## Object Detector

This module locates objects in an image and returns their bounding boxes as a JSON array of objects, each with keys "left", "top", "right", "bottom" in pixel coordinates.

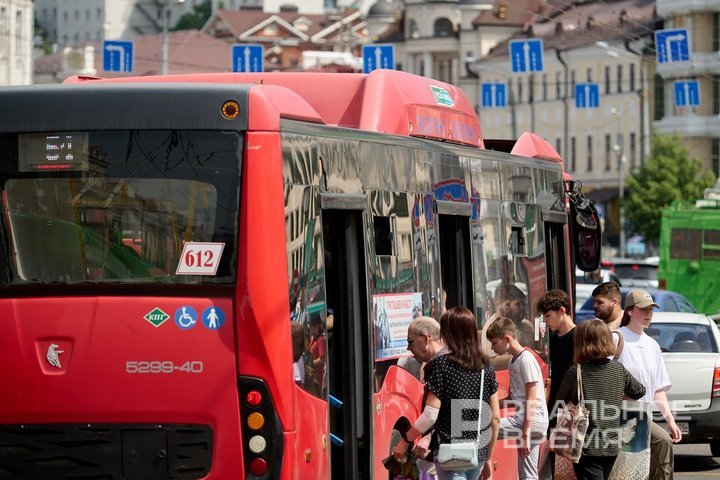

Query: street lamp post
[
  {"left": 556, "top": 49, "right": 569, "bottom": 160},
  {"left": 161, "top": 0, "right": 185, "bottom": 75},
  {"left": 161, "top": 3, "right": 169, "bottom": 75},
  {"left": 618, "top": 150, "right": 626, "bottom": 259},
  {"left": 611, "top": 106, "right": 626, "bottom": 258}
]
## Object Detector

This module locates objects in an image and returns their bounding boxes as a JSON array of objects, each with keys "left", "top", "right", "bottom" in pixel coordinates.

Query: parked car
[
  {"left": 575, "top": 267, "right": 621, "bottom": 285},
  {"left": 649, "top": 312, "right": 720, "bottom": 456},
  {"left": 645, "top": 256, "right": 659, "bottom": 265},
  {"left": 575, "top": 268, "right": 622, "bottom": 312},
  {"left": 575, "top": 284, "right": 596, "bottom": 313},
  {"left": 575, "top": 287, "right": 696, "bottom": 321},
  {"left": 608, "top": 259, "right": 659, "bottom": 288}
]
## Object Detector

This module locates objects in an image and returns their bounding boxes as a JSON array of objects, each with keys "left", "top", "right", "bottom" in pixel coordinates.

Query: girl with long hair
[{"left": 556, "top": 320, "right": 645, "bottom": 480}]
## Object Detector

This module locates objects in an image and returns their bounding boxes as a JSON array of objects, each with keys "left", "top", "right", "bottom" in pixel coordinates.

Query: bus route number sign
[{"left": 176, "top": 242, "right": 225, "bottom": 276}]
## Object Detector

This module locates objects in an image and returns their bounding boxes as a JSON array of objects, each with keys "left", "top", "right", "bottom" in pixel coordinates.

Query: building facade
[
  {"left": 367, "top": 0, "right": 658, "bottom": 249},
  {"left": 0, "top": 0, "right": 33, "bottom": 85},
  {"left": 655, "top": 0, "right": 720, "bottom": 176},
  {"left": 34, "top": 0, "right": 206, "bottom": 46}
]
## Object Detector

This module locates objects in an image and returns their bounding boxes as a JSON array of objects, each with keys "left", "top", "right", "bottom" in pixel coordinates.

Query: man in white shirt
[{"left": 401, "top": 316, "right": 447, "bottom": 478}]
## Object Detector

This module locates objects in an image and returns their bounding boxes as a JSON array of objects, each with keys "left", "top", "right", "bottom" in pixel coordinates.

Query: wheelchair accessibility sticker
[
  {"left": 174, "top": 306, "right": 198, "bottom": 330},
  {"left": 202, "top": 306, "right": 225, "bottom": 330}
]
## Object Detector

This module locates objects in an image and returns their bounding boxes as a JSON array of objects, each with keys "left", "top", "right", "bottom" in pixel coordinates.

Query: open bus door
[
  {"left": 436, "top": 201, "right": 474, "bottom": 313},
  {"left": 321, "top": 205, "right": 372, "bottom": 479}
]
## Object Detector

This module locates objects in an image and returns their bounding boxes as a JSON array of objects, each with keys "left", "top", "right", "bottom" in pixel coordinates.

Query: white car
[{"left": 649, "top": 312, "right": 720, "bottom": 456}]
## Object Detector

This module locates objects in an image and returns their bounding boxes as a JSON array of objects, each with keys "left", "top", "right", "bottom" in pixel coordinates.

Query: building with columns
[{"left": 0, "top": 0, "right": 33, "bottom": 85}]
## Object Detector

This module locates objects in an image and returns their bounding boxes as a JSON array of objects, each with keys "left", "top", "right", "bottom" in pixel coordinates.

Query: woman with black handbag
[
  {"left": 393, "top": 307, "right": 500, "bottom": 480},
  {"left": 556, "top": 320, "right": 645, "bottom": 480}
]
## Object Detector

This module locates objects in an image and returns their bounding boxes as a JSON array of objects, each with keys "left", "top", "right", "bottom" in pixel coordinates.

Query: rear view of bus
[
  {"left": 0, "top": 85, "right": 278, "bottom": 479},
  {"left": 0, "top": 71, "right": 602, "bottom": 480}
]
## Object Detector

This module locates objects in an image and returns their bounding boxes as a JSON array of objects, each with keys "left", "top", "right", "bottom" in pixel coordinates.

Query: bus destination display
[{"left": 19, "top": 132, "right": 89, "bottom": 172}]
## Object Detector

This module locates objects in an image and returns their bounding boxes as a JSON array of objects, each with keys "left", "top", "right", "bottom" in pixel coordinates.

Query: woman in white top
[{"left": 614, "top": 289, "right": 682, "bottom": 480}]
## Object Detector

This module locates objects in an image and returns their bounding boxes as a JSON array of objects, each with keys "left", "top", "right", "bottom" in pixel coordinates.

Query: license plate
[{"left": 660, "top": 422, "right": 689, "bottom": 435}]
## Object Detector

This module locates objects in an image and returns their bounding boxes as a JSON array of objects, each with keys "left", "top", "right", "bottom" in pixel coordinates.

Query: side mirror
[{"left": 566, "top": 181, "right": 602, "bottom": 272}]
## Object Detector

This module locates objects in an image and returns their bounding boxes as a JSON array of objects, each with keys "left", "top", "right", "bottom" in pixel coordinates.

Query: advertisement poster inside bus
[{"left": 373, "top": 293, "right": 423, "bottom": 360}]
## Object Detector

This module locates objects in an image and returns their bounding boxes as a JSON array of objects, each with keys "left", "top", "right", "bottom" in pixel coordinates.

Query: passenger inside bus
[
  {"left": 290, "top": 323, "right": 306, "bottom": 387},
  {"left": 429, "top": 288, "right": 448, "bottom": 318},
  {"left": 480, "top": 284, "right": 536, "bottom": 368},
  {"left": 502, "top": 285, "right": 536, "bottom": 349},
  {"left": 308, "top": 316, "right": 327, "bottom": 396},
  {"left": 481, "top": 286, "right": 514, "bottom": 371}
]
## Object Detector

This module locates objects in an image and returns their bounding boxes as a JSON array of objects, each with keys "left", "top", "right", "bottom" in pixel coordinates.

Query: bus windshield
[{"left": 0, "top": 130, "right": 242, "bottom": 285}]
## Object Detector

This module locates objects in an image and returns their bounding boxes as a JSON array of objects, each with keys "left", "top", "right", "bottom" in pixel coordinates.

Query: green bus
[{"left": 659, "top": 184, "right": 720, "bottom": 315}]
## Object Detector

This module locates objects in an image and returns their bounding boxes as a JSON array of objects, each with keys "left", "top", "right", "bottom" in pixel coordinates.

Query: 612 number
[{"left": 184, "top": 249, "right": 214, "bottom": 267}]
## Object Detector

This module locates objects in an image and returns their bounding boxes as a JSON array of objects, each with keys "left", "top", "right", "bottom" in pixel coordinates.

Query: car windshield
[
  {"left": 648, "top": 323, "right": 717, "bottom": 353},
  {"left": 614, "top": 264, "right": 658, "bottom": 281}
]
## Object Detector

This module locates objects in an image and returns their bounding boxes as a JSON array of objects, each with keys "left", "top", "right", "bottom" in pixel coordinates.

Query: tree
[
  {"left": 624, "top": 134, "right": 716, "bottom": 247},
  {"left": 34, "top": 19, "right": 52, "bottom": 55},
  {"left": 171, "top": 0, "right": 213, "bottom": 31}
]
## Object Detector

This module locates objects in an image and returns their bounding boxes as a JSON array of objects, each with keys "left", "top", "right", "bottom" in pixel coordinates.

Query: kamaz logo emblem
[{"left": 144, "top": 308, "right": 170, "bottom": 327}]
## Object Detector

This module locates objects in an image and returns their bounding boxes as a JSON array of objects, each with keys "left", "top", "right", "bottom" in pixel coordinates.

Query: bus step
[{"left": 329, "top": 394, "right": 343, "bottom": 408}]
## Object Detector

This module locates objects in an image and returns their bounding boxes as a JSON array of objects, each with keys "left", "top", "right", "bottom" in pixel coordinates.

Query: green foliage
[
  {"left": 625, "top": 134, "right": 716, "bottom": 246},
  {"left": 34, "top": 19, "right": 53, "bottom": 55},
  {"left": 171, "top": 0, "right": 212, "bottom": 31}
]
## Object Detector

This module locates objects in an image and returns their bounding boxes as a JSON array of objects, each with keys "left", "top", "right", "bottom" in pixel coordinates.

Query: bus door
[
  {"left": 436, "top": 200, "right": 474, "bottom": 312},
  {"left": 320, "top": 198, "right": 371, "bottom": 480}
]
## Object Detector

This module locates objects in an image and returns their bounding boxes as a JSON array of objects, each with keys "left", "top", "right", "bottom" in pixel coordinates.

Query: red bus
[{"left": 0, "top": 70, "right": 599, "bottom": 479}]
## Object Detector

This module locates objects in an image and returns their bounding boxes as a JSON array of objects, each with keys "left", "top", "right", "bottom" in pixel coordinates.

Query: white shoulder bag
[{"left": 436, "top": 368, "right": 486, "bottom": 471}]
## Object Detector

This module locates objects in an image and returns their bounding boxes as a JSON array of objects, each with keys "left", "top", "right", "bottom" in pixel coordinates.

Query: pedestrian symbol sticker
[
  {"left": 202, "top": 306, "right": 225, "bottom": 330},
  {"left": 174, "top": 306, "right": 198, "bottom": 330},
  {"left": 144, "top": 308, "right": 170, "bottom": 328}
]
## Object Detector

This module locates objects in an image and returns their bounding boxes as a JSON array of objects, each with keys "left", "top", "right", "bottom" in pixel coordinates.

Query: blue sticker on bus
[
  {"left": 202, "top": 306, "right": 225, "bottom": 330},
  {"left": 174, "top": 306, "right": 198, "bottom": 330}
]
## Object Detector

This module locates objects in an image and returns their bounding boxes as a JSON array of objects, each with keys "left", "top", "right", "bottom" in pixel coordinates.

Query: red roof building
[
  {"left": 34, "top": 30, "right": 235, "bottom": 83},
  {"left": 202, "top": 9, "right": 367, "bottom": 71}
]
